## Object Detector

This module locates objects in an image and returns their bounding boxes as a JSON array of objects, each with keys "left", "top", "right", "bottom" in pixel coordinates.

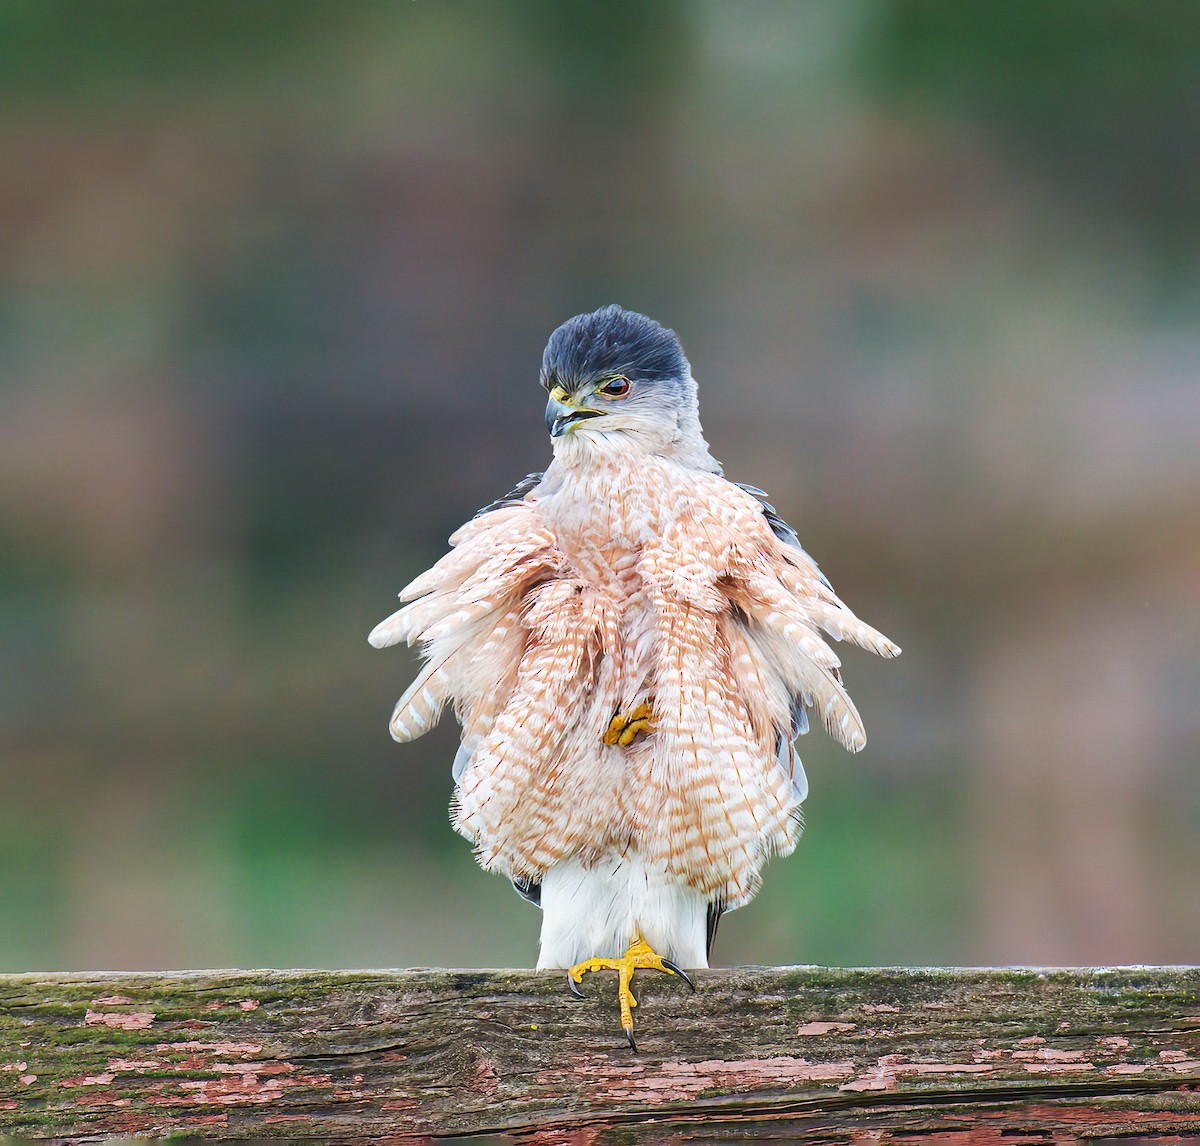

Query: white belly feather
[{"left": 536, "top": 855, "right": 709, "bottom": 969}]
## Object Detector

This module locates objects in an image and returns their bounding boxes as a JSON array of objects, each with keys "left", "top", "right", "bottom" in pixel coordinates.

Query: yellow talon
[
  {"left": 604, "top": 702, "right": 655, "bottom": 747},
  {"left": 566, "top": 935, "right": 692, "bottom": 1050}
]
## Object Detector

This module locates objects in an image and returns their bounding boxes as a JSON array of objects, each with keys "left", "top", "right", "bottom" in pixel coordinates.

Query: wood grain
[{"left": 2, "top": 966, "right": 1198, "bottom": 1141}]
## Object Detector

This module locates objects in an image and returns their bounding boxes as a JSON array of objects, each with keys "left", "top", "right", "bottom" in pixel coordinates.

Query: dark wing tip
[
  {"left": 512, "top": 878, "right": 542, "bottom": 907},
  {"left": 706, "top": 900, "right": 725, "bottom": 961},
  {"left": 472, "top": 472, "right": 544, "bottom": 520}
]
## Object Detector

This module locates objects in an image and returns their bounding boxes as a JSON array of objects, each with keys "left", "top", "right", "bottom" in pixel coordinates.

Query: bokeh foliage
[{"left": 1, "top": 1, "right": 1196, "bottom": 972}]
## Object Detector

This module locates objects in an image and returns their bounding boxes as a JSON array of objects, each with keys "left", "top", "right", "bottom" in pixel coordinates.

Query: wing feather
[
  {"left": 369, "top": 525, "right": 556, "bottom": 648},
  {"left": 720, "top": 483, "right": 900, "bottom": 753},
  {"left": 373, "top": 483, "right": 556, "bottom": 754},
  {"left": 801, "top": 600, "right": 902, "bottom": 658},
  {"left": 453, "top": 580, "right": 612, "bottom": 878},
  {"left": 388, "top": 611, "right": 516, "bottom": 742},
  {"left": 470, "top": 472, "right": 544, "bottom": 520},
  {"left": 724, "top": 572, "right": 867, "bottom": 752}
]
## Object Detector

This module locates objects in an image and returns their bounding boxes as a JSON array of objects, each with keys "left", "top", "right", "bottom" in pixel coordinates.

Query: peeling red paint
[
  {"left": 674, "top": 1056, "right": 851, "bottom": 1079},
  {"left": 381, "top": 1098, "right": 419, "bottom": 1111},
  {"left": 1022, "top": 1060, "right": 1097, "bottom": 1073},
  {"left": 4, "top": 967, "right": 1199, "bottom": 1139},
  {"left": 107, "top": 1057, "right": 165, "bottom": 1071},
  {"left": 60, "top": 1072, "right": 116, "bottom": 1088},
  {"left": 843, "top": 1057, "right": 895, "bottom": 1092},
  {"left": 168, "top": 1067, "right": 333, "bottom": 1106},
  {"left": 523, "top": 1130, "right": 602, "bottom": 1146},
  {"left": 1023, "top": 1102, "right": 1200, "bottom": 1128},
  {"left": 84, "top": 1111, "right": 155, "bottom": 1133},
  {"left": 895, "top": 1063, "right": 995, "bottom": 1075},
  {"left": 210, "top": 1061, "right": 296, "bottom": 1076},
  {"left": 85, "top": 1008, "right": 155, "bottom": 1030},
  {"left": 841, "top": 1053, "right": 1040, "bottom": 1092},
  {"left": 797, "top": 1020, "right": 857, "bottom": 1035},
  {"left": 587, "top": 1055, "right": 858, "bottom": 1103},
  {"left": 62, "top": 1090, "right": 132, "bottom": 1108},
  {"left": 1013, "top": 1047, "right": 1088, "bottom": 1062},
  {"left": 472, "top": 1055, "right": 500, "bottom": 1096},
  {"left": 155, "top": 1040, "right": 263, "bottom": 1056}
]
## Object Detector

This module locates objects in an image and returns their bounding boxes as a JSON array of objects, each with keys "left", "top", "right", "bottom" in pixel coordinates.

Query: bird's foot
[
  {"left": 603, "top": 702, "right": 655, "bottom": 747},
  {"left": 566, "top": 935, "right": 694, "bottom": 1051}
]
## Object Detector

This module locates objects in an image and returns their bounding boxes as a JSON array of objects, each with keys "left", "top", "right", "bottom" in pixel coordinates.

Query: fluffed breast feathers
[{"left": 370, "top": 469, "right": 898, "bottom": 902}]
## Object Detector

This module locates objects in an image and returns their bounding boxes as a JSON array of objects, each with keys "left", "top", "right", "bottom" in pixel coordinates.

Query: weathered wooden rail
[{"left": 1, "top": 966, "right": 1197, "bottom": 1142}]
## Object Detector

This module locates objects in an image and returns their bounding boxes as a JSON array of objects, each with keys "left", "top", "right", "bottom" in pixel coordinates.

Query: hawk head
[{"left": 540, "top": 305, "right": 713, "bottom": 465}]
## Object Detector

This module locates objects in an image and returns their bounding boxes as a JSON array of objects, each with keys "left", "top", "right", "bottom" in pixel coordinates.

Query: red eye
[{"left": 600, "top": 376, "right": 631, "bottom": 397}]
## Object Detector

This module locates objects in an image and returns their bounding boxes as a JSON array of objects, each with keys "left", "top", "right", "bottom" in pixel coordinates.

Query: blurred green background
[{"left": 1, "top": 1, "right": 1197, "bottom": 972}]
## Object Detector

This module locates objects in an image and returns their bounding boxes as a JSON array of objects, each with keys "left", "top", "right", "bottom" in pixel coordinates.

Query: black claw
[
  {"left": 566, "top": 973, "right": 585, "bottom": 998},
  {"left": 624, "top": 1027, "right": 637, "bottom": 1052},
  {"left": 660, "top": 959, "right": 696, "bottom": 992}
]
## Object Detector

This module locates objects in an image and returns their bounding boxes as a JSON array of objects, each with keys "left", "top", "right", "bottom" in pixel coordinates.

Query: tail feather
[
  {"left": 804, "top": 600, "right": 901, "bottom": 658},
  {"left": 388, "top": 659, "right": 451, "bottom": 742},
  {"left": 726, "top": 572, "right": 869, "bottom": 753}
]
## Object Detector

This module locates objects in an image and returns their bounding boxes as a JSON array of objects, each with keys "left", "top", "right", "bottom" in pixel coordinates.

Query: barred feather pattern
[
  {"left": 374, "top": 439, "right": 902, "bottom": 912},
  {"left": 373, "top": 439, "right": 898, "bottom": 928},
  {"left": 454, "top": 580, "right": 620, "bottom": 875}
]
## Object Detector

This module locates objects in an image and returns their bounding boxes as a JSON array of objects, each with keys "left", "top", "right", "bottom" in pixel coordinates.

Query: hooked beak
[{"left": 546, "top": 394, "right": 604, "bottom": 438}]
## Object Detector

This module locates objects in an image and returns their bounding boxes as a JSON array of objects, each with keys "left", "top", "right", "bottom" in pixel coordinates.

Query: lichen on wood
[{"left": 1, "top": 966, "right": 1198, "bottom": 1141}]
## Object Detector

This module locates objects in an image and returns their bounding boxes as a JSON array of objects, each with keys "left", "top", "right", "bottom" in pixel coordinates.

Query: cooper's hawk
[{"left": 371, "top": 305, "right": 899, "bottom": 1047}]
